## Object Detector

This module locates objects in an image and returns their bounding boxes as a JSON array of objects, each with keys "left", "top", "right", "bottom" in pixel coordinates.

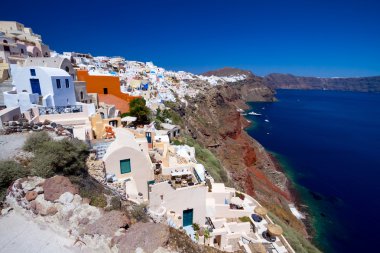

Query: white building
[
  {"left": 102, "top": 128, "right": 155, "bottom": 202},
  {"left": 4, "top": 65, "right": 77, "bottom": 112}
]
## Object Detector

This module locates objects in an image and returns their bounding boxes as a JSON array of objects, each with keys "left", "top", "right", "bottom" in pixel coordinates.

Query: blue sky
[{"left": 1, "top": 0, "right": 380, "bottom": 77}]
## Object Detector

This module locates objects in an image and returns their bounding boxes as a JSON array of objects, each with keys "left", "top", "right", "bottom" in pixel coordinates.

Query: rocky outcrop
[
  {"left": 264, "top": 73, "right": 380, "bottom": 92},
  {"left": 43, "top": 175, "right": 78, "bottom": 202},
  {"left": 202, "top": 67, "right": 254, "bottom": 78},
  {"left": 113, "top": 223, "right": 225, "bottom": 253},
  {"left": 84, "top": 210, "right": 130, "bottom": 237},
  {"left": 4, "top": 176, "right": 109, "bottom": 251},
  {"left": 3, "top": 176, "right": 220, "bottom": 253},
  {"left": 114, "top": 223, "right": 169, "bottom": 253}
]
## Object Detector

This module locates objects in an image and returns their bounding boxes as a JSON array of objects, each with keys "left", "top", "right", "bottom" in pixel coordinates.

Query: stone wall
[{"left": 1, "top": 118, "right": 73, "bottom": 137}]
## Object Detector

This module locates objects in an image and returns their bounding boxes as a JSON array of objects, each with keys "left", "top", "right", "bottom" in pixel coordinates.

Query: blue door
[
  {"left": 146, "top": 132, "right": 152, "bottom": 143},
  {"left": 183, "top": 209, "right": 193, "bottom": 227},
  {"left": 30, "top": 79, "right": 41, "bottom": 95}
]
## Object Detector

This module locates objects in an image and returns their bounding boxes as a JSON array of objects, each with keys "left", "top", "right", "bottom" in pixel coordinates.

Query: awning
[
  {"left": 254, "top": 206, "right": 268, "bottom": 216},
  {"left": 249, "top": 243, "right": 266, "bottom": 253},
  {"left": 194, "top": 164, "right": 206, "bottom": 182},
  {"left": 267, "top": 223, "right": 283, "bottom": 236}
]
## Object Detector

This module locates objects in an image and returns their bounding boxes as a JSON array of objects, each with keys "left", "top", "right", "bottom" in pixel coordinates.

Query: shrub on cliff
[
  {"left": 23, "top": 131, "right": 52, "bottom": 152},
  {"left": 130, "top": 203, "right": 149, "bottom": 222},
  {"left": 269, "top": 213, "right": 322, "bottom": 253},
  {"left": 28, "top": 137, "right": 89, "bottom": 177},
  {"left": 0, "top": 160, "right": 29, "bottom": 200},
  {"left": 193, "top": 142, "right": 228, "bottom": 183}
]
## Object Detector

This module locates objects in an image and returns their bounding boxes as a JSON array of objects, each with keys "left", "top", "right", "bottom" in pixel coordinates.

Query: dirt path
[
  {"left": 0, "top": 210, "right": 77, "bottom": 253},
  {"left": 0, "top": 133, "right": 28, "bottom": 160}
]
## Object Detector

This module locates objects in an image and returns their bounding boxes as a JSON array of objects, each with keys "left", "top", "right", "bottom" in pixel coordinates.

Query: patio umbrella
[
  {"left": 249, "top": 243, "right": 266, "bottom": 253},
  {"left": 230, "top": 197, "right": 244, "bottom": 206},
  {"left": 254, "top": 206, "right": 268, "bottom": 216},
  {"left": 121, "top": 116, "right": 137, "bottom": 126},
  {"left": 121, "top": 116, "right": 137, "bottom": 122},
  {"left": 267, "top": 224, "right": 283, "bottom": 237}
]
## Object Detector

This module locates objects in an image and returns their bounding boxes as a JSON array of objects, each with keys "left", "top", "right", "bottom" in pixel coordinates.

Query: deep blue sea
[{"left": 246, "top": 89, "right": 380, "bottom": 253}]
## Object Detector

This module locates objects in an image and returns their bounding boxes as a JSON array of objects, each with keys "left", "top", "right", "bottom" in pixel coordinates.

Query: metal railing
[{"left": 38, "top": 105, "right": 83, "bottom": 115}]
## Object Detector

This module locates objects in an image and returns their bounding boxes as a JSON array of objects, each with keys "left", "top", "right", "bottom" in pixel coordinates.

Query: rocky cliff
[
  {"left": 264, "top": 73, "right": 380, "bottom": 92},
  {"left": 171, "top": 76, "right": 308, "bottom": 237}
]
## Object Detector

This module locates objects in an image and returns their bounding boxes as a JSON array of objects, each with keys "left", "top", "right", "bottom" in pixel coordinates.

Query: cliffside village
[{"left": 0, "top": 21, "right": 295, "bottom": 253}]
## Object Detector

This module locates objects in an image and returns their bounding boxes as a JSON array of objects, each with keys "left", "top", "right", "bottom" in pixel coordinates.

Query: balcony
[{"left": 38, "top": 105, "right": 83, "bottom": 115}]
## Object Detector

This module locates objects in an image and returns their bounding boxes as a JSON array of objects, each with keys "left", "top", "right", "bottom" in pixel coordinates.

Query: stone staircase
[{"left": 92, "top": 141, "right": 113, "bottom": 160}]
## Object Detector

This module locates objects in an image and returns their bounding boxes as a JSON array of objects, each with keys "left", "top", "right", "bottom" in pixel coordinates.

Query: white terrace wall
[{"left": 214, "top": 204, "right": 251, "bottom": 219}]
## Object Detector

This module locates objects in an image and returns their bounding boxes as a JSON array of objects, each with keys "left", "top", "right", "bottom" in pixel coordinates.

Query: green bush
[
  {"left": 130, "top": 203, "right": 149, "bottom": 222},
  {"left": 192, "top": 223, "right": 200, "bottom": 231},
  {"left": 0, "top": 160, "right": 29, "bottom": 189},
  {"left": 29, "top": 157, "right": 55, "bottom": 178},
  {"left": 156, "top": 107, "right": 183, "bottom": 125},
  {"left": 0, "top": 160, "right": 29, "bottom": 200},
  {"left": 29, "top": 137, "right": 89, "bottom": 177},
  {"left": 90, "top": 194, "right": 107, "bottom": 208},
  {"left": 172, "top": 135, "right": 229, "bottom": 184},
  {"left": 109, "top": 196, "right": 121, "bottom": 210},
  {"left": 238, "top": 216, "right": 251, "bottom": 223},
  {"left": 193, "top": 141, "right": 228, "bottom": 183},
  {"left": 172, "top": 139, "right": 184, "bottom": 145},
  {"left": 23, "top": 131, "right": 52, "bottom": 152},
  {"left": 72, "top": 174, "right": 109, "bottom": 209}
]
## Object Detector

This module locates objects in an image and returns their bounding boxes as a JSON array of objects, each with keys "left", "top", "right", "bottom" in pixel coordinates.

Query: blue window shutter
[
  {"left": 56, "top": 79, "right": 61, "bottom": 89},
  {"left": 120, "top": 159, "right": 131, "bottom": 174}
]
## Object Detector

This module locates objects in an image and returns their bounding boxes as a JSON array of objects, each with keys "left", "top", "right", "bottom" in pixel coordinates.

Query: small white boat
[
  {"left": 248, "top": 111, "right": 262, "bottom": 116},
  {"left": 264, "top": 119, "right": 269, "bottom": 123}
]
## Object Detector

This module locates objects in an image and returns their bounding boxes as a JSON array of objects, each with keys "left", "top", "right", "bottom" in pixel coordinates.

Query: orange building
[{"left": 76, "top": 70, "right": 139, "bottom": 113}]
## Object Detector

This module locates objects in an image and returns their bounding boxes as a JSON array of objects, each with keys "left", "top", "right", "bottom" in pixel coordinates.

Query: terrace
[{"left": 203, "top": 189, "right": 294, "bottom": 253}]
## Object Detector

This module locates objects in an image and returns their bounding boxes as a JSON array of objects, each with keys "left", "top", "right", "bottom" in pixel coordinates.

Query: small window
[
  {"left": 65, "top": 79, "right": 69, "bottom": 88},
  {"left": 120, "top": 159, "right": 131, "bottom": 174},
  {"left": 56, "top": 79, "right": 61, "bottom": 89},
  {"left": 80, "top": 91, "right": 84, "bottom": 100},
  {"left": 30, "top": 69, "right": 36, "bottom": 76},
  {"left": 103, "top": 88, "right": 108, "bottom": 94}
]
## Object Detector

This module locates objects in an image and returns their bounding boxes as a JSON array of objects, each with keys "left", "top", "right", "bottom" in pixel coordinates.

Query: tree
[{"left": 129, "top": 98, "right": 151, "bottom": 125}]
